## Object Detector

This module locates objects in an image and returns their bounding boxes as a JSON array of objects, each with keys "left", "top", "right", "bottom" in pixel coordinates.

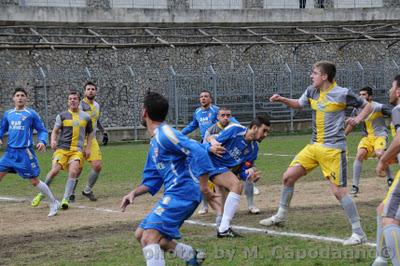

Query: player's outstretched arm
[
  {"left": 376, "top": 132, "right": 400, "bottom": 177},
  {"left": 270, "top": 94, "right": 302, "bottom": 109},
  {"left": 120, "top": 185, "right": 149, "bottom": 212},
  {"left": 346, "top": 102, "right": 373, "bottom": 127}
]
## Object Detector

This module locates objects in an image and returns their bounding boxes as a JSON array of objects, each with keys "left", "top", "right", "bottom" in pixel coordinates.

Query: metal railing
[{"left": 0, "top": 61, "right": 398, "bottom": 137}]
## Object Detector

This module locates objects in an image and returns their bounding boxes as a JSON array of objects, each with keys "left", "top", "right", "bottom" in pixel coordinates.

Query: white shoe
[
  {"left": 197, "top": 206, "right": 208, "bottom": 215},
  {"left": 371, "top": 256, "right": 388, "bottom": 266},
  {"left": 343, "top": 233, "right": 367, "bottom": 246},
  {"left": 259, "top": 215, "right": 284, "bottom": 226},
  {"left": 253, "top": 186, "right": 260, "bottom": 195},
  {"left": 248, "top": 206, "right": 261, "bottom": 214},
  {"left": 48, "top": 200, "right": 60, "bottom": 217}
]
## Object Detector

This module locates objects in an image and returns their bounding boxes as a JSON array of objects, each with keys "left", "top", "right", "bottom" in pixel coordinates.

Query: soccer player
[
  {"left": 206, "top": 115, "right": 270, "bottom": 237},
  {"left": 71, "top": 81, "right": 108, "bottom": 202},
  {"left": 0, "top": 88, "right": 59, "bottom": 217},
  {"left": 345, "top": 86, "right": 393, "bottom": 195},
  {"left": 205, "top": 107, "right": 262, "bottom": 215},
  {"left": 31, "top": 91, "right": 93, "bottom": 210},
  {"left": 259, "top": 61, "right": 372, "bottom": 245},
  {"left": 372, "top": 75, "right": 400, "bottom": 266},
  {"left": 120, "top": 91, "right": 216, "bottom": 266},
  {"left": 181, "top": 90, "right": 220, "bottom": 215}
]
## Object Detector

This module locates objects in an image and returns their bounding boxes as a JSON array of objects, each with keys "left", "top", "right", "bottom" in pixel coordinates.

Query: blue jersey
[
  {"left": 0, "top": 108, "right": 48, "bottom": 148},
  {"left": 141, "top": 123, "right": 215, "bottom": 202},
  {"left": 181, "top": 105, "right": 220, "bottom": 139},
  {"left": 205, "top": 123, "right": 259, "bottom": 179}
]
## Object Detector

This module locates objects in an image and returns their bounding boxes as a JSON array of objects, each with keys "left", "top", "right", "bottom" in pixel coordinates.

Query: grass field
[{"left": 0, "top": 132, "right": 394, "bottom": 265}]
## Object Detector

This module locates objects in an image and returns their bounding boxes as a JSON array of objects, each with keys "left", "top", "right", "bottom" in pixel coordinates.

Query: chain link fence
[{"left": 0, "top": 61, "right": 399, "bottom": 138}]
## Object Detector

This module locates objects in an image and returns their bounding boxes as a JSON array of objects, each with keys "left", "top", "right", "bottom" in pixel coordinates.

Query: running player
[
  {"left": 0, "top": 88, "right": 59, "bottom": 217},
  {"left": 345, "top": 86, "right": 393, "bottom": 195},
  {"left": 31, "top": 91, "right": 93, "bottom": 210},
  {"left": 120, "top": 91, "right": 216, "bottom": 266},
  {"left": 259, "top": 61, "right": 372, "bottom": 245},
  {"left": 372, "top": 75, "right": 400, "bottom": 266}
]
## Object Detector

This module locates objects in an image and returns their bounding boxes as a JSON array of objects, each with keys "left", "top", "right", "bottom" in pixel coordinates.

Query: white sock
[
  {"left": 36, "top": 181, "right": 56, "bottom": 203},
  {"left": 276, "top": 207, "right": 287, "bottom": 219},
  {"left": 142, "top": 244, "right": 164, "bottom": 266},
  {"left": 218, "top": 192, "right": 240, "bottom": 232},
  {"left": 174, "top": 243, "right": 195, "bottom": 262}
]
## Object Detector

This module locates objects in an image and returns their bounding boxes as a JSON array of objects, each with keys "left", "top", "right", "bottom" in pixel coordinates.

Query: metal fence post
[
  {"left": 85, "top": 67, "right": 92, "bottom": 81},
  {"left": 208, "top": 65, "right": 217, "bottom": 104},
  {"left": 128, "top": 66, "right": 138, "bottom": 141},
  {"left": 169, "top": 66, "right": 178, "bottom": 127},
  {"left": 248, "top": 64, "right": 256, "bottom": 119},
  {"left": 356, "top": 61, "right": 365, "bottom": 86},
  {"left": 285, "top": 63, "right": 294, "bottom": 132},
  {"left": 38, "top": 67, "right": 49, "bottom": 130}
]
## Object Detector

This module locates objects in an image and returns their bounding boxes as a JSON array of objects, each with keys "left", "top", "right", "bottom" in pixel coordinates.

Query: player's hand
[
  {"left": 376, "top": 160, "right": 387, "bottom": 178},
  {"left": 209, "top": 143, "right": 225, "bottom": 157},
  {"left": 270, "top": 94, "right": 282, "bottom": 102},
  {"left": 102, "top": 132, "right": 109, "bottom": 146},
  {"left": 345, "top": 117, "right": 360, "bottom": 127},
  {"left": 209, "top": 138, "right": 221, "bottom": 147},
  {"left": 50, "top": 140, "right": 57, "bottom": 150},
  {"left": 36, "top": 142, "right": 46, "bottom": 152},
  {"left": 120, "top": 191, "right": 135, "bottom": 212},
  {"left": 84, "top": 147, "right": 91, "bottom": 159},
  {"left": 248, "top": 169, "right": 262, "bottom": 183}
]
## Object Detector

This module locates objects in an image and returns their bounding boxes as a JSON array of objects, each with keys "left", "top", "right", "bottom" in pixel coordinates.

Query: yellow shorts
[
  {"left": 357, "top": 136, "right": 387, "bottom": 159},
  {"left": 207, "top": 180, "right": 215, "bottom": 192},
  {"left": 382, "top": 170, "right": 400, "bottom": 220},
  {"left": 52, "top": 149, "right": 84, "bottom": 170},
  {"left": 289, "top": 144, "right": 347, "bottom": 187},
  {"left": 86, "top": 138, "right": 102, "bottom": 162}
]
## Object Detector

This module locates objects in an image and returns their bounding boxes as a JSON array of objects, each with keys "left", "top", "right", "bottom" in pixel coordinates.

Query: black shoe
[
  {"left": 350, "top": 185, "right": 359, "bottom": 195},
  {"left": 387, "top": 178, "right": 394, "bottom": 187},
  {"left": 217, "top": 227, "right": 242, "bottom": 238},
  {"left": 69, "top": 194, "right": 75, "bottom": 203},
  {"left": 82, "top": 191, "right": 97, "bottom": 201},
  {"left": 186, "top": 249, "right": 206, "bottom": 266}
]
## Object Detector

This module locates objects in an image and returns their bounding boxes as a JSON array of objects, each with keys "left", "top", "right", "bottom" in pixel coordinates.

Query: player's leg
[
  {"left": 351, "top": 146, "right": 368, "bottom": 195},
  {"left": 213, "top": 184, "right": 225, "bottom": 228},
  {"left": 375, "top": 137, "right": 393, "bottom": 187},
  {"left": 245, "top": 180, "right": 260, "bottom": 214},
  {"left": 371, "top": 202, "right": 389, "bottom": 266},
  {"left": 61, "top": 159, "right": 81, "bottom": 210},
  {"left": 382, "top": 217, "right": 400, "bottom": 266},
  {"left": 82, "top": 139, "right": 102, "bottom": 201},
  {"left": 158, "top": 238, "right": 205, "bottom": 266},
  {"left": 259, "top": 164, "right": 305, "bottom": 226},
  {"left": 212, "top": 171, "right": 243, "bottom": 237},
  {"left": 30, "top": 177, "right": 60, "bottom": 217},
  {"left": 140, "top": 229, "right": 165, "bottom": 266},
  {"left": 32, "top": 162, "right": 62, "bottom": 207}
]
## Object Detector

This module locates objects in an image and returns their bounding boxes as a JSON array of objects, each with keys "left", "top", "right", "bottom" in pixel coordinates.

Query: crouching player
[{"left": 120, "top": 91, "right": 218, "bottom": 266}]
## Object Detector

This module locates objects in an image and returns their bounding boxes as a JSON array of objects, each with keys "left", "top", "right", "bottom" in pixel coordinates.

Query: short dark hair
[
  {"left": 84, "top": 81, "right": 97, "bottom": 90},
  {"left": 200, "top": 90, "right": 212, "bottom": 98},
  {"left": 394, "top": 74, "right": 400, "bottom": 88},
  {"left": 69, "top": 90, "right": 81, "bottom": 100},
  {"left": 249, "top": 115, "right": 271, "bottom": 129},
  {"left": 13, "top": 87, "right": 28, "bottom": 97},
  {"left": 218, "top": 107, "right": 231, "bottom": 114},
  {"left": 360, "top": 86, "right": 373, "bottom": 96},
  {"left": 143, "top": 91, "right": 169, "bottom": 122},
  {"left": 313, "top": 61, "right": 336, "bottom": 83}
]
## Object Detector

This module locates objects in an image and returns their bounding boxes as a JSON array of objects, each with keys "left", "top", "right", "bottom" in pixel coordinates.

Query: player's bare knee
[
  {"left": 30, "top": 178, "right": 39, "bottom": 186},
  {"left": 140, "top": 230, "right": 159, "bottom": 247},
  {"left": 282, "top": 173, "right": 295, "bottom": 186},
  {"left": 231, "top": 178, "right": 243, "bottom": 194},
  {"left": 92, "top": 161, "right": 102, "bottom": 172},
  {"left": 376, "top": 202, "right": 385, "bottom": 215},
  {"left": 382, "top": 217, "right": 400, "bottom": 227},
  {"left": 134, "top": 228, "right": 143, "bottom": 243},
  {"left": 356, "top": 149, "right": 367, "bottom": 161}
]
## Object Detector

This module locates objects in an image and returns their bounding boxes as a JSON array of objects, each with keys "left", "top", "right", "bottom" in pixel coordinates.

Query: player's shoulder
[
  {"left": 392, "top": 104, "right": 400, "bottom": 114},
  {"left": 79, "top": 110, "right": 91, "bottom": 120},
  {"left": 224, "top": 123, "right": 247, "bottom": 133},
  {"left": 158, "top": 123, "right": 182, "bottom": 145}
]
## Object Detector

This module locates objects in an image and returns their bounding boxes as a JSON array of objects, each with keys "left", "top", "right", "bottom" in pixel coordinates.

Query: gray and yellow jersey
[
  {"left": 351, "top": 101, "right": 392, "bottom": 138},
  {"left": 80, "top": 98, "right": 101, "bottom": 135},
  {"left": 54, "top": 110, "right": 93, "bottom": 152},
  {"left": 298, "top": 82, "right": 366, "bottom": 151}
]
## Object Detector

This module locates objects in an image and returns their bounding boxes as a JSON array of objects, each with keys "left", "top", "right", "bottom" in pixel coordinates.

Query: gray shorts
[{"left": 383, "top": 174, "right": 400, "bottom": 220}]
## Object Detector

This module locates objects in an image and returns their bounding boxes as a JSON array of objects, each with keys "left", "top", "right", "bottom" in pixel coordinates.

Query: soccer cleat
[
  {"left": 48, "top": 200, "right": 60, "bottom": 217},
  {"left": 186, "top": 249, "right": 206, "bottom": 266},
  {"left": 69, "top": 194, "right": 75, "bottom": 203},
  {"left": 371, "top": 256, "right": 388, "bottom": 266},
  {"left": 31, "top": 193, "right": 44, "bottom": 207},
  {"left": 343, "top": 233, "right": 367, "bottom": 246},
  {"left": 248, "top": 206, "right": 261, "bottom": 214},
  {"left": 259, "top": 215, "right": 285, "bottom": 226},
  {"left": 61, "top": 198, "right": 69, "bottom": 210},
  {"left": 387, "top": 178, "right": 393, "bottom": 187},
  {"left": 217, "top": 227, "right": 242, "bottom": 238},
  {"left": 82, "top": 190, "right": 97, "bottom": 201},
  {"left": 197, "top": 206, "right": 208, "bottom": 215},
  {"left": 350, "top": 185, "right": 359, "bottom": 195},
  {"left": 253, "top": 185, "right": 260, "bottom": 195}
]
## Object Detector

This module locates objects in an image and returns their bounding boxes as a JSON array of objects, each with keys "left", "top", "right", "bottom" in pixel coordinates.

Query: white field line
[{"left": 0, "top": 196, "right": 376, "bottom": 247}]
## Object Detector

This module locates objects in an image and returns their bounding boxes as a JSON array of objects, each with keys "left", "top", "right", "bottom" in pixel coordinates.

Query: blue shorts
[
  {"left": 139, "top": 195, "right": 199, "bottom": 240},
  {"left": 209, "top": 166, "right": 230, "bottom": 180},
  {"left": 0, "top": 147, "right": 40, "bottom": 179}
]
